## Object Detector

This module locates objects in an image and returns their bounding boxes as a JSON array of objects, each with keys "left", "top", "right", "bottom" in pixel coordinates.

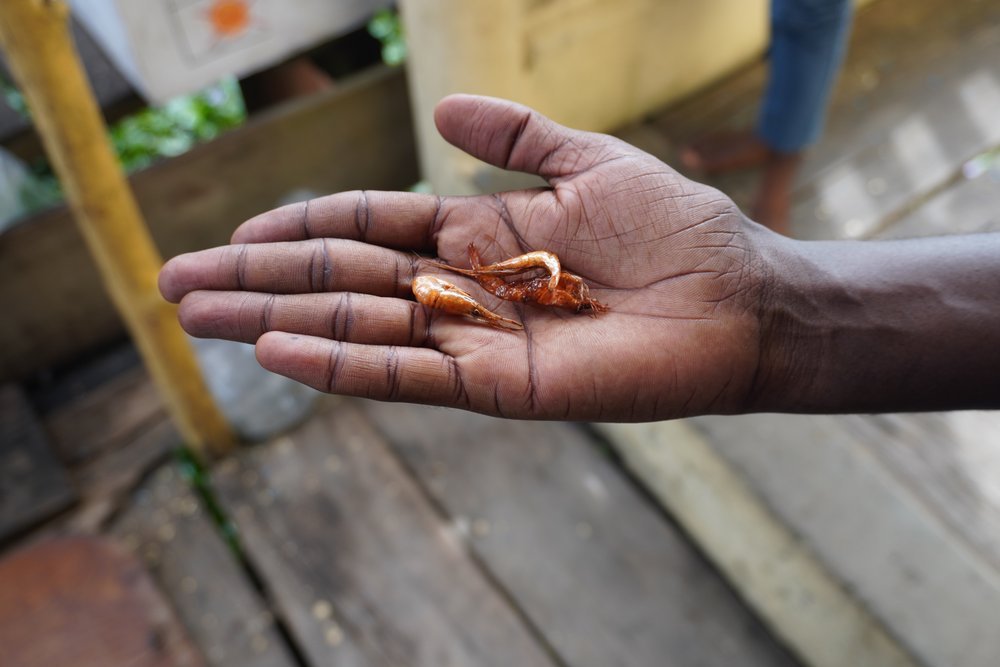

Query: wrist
[
  {"left": 745, "top": 229, "right": 843, "bottom": 412},
  {"left": 741, "top": 224, "right": 819, "bottom": 412},
  {"left": 747, "top": 231, "right": 1000, "bottom": 413}
]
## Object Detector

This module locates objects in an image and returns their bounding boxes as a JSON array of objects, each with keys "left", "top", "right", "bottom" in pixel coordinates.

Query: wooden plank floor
[
  {"left": 690, "top": 414, "right": 1000, "bottom": 667},
  {"left": 3, "top": 1, "right": 997, "bottom": 666},
  {"left": 211, "top": 400, "right": 561, "bottom": 667},
  {"left": 205, "top": 398, "right": 797, "bottom": 666},
  {"left": 844, "top": 413, "right": 1000, "bottom": 572},
  {"left": 5, "top": 363, "right": 802, "bottom": 666},
  {"left": 3, "top": 375, "right": 812, "bottom": 667},
  {"left": 0, "top": 385, "right": 75, "bottom": 542},
  {"left": 616, "top": 0, "right": 1000, "bottom": 241},
  {"left": 609, "top": 0, "right": 1000, "bottom": 666},
  {"left": 359, "top": 400, "right": 796, "bottom": 667},
  {"left": 113, "top": 466, "right": 299, "bottom": 667}
]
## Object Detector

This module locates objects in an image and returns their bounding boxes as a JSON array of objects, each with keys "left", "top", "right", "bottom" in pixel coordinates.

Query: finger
[
  {"left": 433, "top": 94, "right": 629, "bottom": 182},
  {"left": 159, "top": 239, "right": 414, "bottom": 303},
  {"left": 256, "top": 332, "right": 469, "bottom": 408},
  {"left": 177, "top": 291, "right": 431, "bottom": 347},
  {"left": 232, "top": 190, "right": 454, "bottom": 249}
]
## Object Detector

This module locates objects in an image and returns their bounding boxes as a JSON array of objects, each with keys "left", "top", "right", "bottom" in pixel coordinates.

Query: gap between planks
[
  {"left": 360, "top": 399, "right": 800, "bottom": 667},
  {"left": 210, "top": 399, "right": 561, "bottom": 667}
]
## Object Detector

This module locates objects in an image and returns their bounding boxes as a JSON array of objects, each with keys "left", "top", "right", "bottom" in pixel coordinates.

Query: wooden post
[{"left": 0, "top": 0, "right": 235, "bottom": 458}]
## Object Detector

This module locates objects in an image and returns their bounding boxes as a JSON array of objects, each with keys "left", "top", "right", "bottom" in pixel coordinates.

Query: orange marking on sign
[{"left": 207, "top": 0, "right": 252, "bottom": 38}]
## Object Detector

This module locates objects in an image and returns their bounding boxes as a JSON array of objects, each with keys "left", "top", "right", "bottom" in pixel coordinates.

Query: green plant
[
  {"left": 175, "top": 447, "right": 243, "bottom": 557},
  {"left": 0, "top": 73, "right": 28, "bottom": 117},
  {"left": 0, "top": 77, "right": 246, "bottom": 216},
  {"left": 109, "top": 78, "right": 246, "bottom": 172},
  {"left": 367, "top": 8, "right": 406, "bottom": 66}
]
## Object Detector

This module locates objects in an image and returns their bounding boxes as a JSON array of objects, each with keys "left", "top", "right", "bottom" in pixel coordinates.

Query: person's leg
[
  {"left": 681, "top": 0, "right": 852, "bottom": 233},
  {"left": 759, "top": 0, "right": 853, "bottom": 154},
  {"left": 679, "top": 130, "right": 769, "bottom": 174},
  {"left": 754, "top": 0, "right": 852, "bottom": 233}
]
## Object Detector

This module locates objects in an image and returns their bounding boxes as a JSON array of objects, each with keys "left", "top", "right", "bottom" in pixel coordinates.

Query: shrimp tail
[{"left": 478, "top": 310, "right": 524, "bottom": 331}]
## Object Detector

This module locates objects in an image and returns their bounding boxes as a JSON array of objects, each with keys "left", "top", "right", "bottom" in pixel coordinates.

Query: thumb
[{"left": 433, "top": 94, "right": 624, "bottom": 182}]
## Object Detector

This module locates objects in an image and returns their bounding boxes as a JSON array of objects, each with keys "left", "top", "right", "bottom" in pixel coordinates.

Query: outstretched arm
[
  {"left": 752, "top": 233, "right": 1000, "bottom": 413},
  {"left": 159, "top": 94, "right": 1000, "bottom": 419}
]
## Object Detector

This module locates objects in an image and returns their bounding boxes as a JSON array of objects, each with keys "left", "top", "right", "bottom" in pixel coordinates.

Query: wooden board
[
  {"left": 360, "top": 400, "right": 799, "bottom": 667},
  {"left": 0, "top": 64, "right": 418, "bottom": 381},
  {"left": 0, "top": 384, "right": 75, "bottom": 542},
  {"left": 617, "top": 0, "right": 1000, "bottom": 241},
  {"left": 212, "top": 399, "right": 558, "bottom": 667},
  {"left": 608, "top": 3, "right": 1000, "bottom": 665},
  {"left": 35, "top": 361, "right": 180, "bottom": 535},
  {"left": 877, "top": 171, "right": 1000, "bottom": 239},
  {"left": 0, "top": 536, "right": 202, "bottom": 667},
  {"left": 28, "top": 342, "right": 142, "bottom": 414},
  {"left": 44, "top": 363, "right": 166, "bottom": 465},
  {"left": 113, "top": 464, "right": 299, "bottom": 667},
  {"left": 597, "top": 420, "right": 918, "bottom": 667},
  {"left": 789, "top": 0, "right": 1000, "bottom": 239},
  {"left": 842, "top": 413, "right": 1000, "bottom": 575},
  {"left": 797, "top": 0, "right": 1000, "bottom": 183},
  {"left": 693, "top": 414, "right": 1000, "bottom": 667}
]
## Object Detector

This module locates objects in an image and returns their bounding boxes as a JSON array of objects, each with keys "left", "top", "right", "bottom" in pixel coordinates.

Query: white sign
[{"left": 71, "top": 0, "right": 389, "bottom": 103}]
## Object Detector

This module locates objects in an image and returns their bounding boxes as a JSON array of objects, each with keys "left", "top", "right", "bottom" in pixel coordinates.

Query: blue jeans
[{"left": 757, "top": 0, "right": 854, "bottom": 153}]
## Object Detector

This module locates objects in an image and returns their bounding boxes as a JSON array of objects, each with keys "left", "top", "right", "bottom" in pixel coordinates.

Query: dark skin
[
  {"left": 159, "top": 95, "right": 1000, "bottom": 419},
  {"left": 680, "top": 131, "right": 800, "bottom": 236}
]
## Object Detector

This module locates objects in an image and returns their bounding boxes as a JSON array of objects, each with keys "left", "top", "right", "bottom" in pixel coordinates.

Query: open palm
[{"left": 159, "top": 95, "right": 770, "bottom": 421}]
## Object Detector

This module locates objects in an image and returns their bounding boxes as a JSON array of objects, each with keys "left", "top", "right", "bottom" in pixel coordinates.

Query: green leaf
[
  {"left": 368, "top": 8, "right": 406, "bottom": 66},
  {"left": 107, "top": 77, "right": 247, "bottom": 173}
]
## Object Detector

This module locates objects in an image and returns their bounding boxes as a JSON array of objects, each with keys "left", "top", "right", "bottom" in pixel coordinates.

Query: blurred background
[{"left": 1, "top": 1, "right": 998, "bottom": 666}]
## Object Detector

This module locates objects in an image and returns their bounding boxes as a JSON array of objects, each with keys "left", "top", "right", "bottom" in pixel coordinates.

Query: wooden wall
[{"left": 0, "top": 66, "right": 418, "bottom": 381}]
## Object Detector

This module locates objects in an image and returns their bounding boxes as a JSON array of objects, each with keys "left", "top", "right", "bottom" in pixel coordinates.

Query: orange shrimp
[
  {"left": 426, "top": 244, "right": 608, "bottom": 314},
  {"left": 428, "top": 245, "right": 561, "bottom": 291},
  {"left": 412, "top": 275, "right": 523, "bottom": 331},
  {"left": 487, "top": 272, "right": 609, "bottom": 313}
]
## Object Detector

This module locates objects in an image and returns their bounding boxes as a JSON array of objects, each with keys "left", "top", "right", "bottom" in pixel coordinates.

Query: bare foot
[
  {"left": 751, "top": 151, "right": 802, "bottom": 236},
  {"left": 680, "top": 130, "right": 770, "bottom": 174}
]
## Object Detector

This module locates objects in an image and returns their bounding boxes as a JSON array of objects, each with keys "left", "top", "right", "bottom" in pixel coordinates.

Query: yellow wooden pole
[{"left": 0, "top": 0, "right": 235, "bottom": 458}]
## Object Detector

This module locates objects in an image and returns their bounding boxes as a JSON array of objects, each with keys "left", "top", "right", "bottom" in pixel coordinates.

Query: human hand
[{"left": 159, "top": 95, "right": 777, "bottom": 421}]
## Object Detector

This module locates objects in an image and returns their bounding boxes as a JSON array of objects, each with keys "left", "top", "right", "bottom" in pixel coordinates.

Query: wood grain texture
[
  {"left": 617, "top": 0, "right": 1000, "bottom": 240},
  {"left": 44, "top": 364, "right": 166, "bottom": 464},
  {"left": 694, "top": 414, "right": 1000, "bottom": 667},
  {"left": 0, "top": 535, "right": 203, "bottom": 667},
  {"left": 212, "top": 399, "right": 557, "bottom": 667},
  {"left": 36, "top": 363, "right": 180, "bottom": 535},
  {"left": 113, "top": 465, "right": 299, "bottom": 667},
  {"left": 876, "top": 173, "right": 1000, "bottom": 240},
  {"left": 598, "top": 420, "right": 918, "bottom": 667},
  {"left": 0, "top": 65, "right": 417, "bottom": 381},
  {"left": 789, "top": 0, "right": 1000, "bottom": 239},
  {"left": 842, "top": 412, "right": 1000, "bottom": 575},
  {"left": 0, "top": 0, "right": 235, "bottom": 456},
  {"left": 0, "top": 384, "right": 75, "bottom": 542},
  {"left": 361, "top": 400, "right": 799, "bottom": 667}
]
